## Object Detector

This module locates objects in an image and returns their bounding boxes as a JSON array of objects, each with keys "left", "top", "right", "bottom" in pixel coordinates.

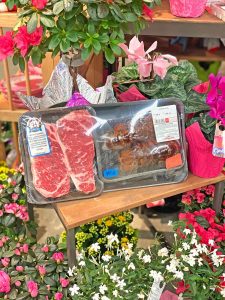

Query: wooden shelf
[
  {"left": 142, "top": 0, "right": 225, "bottom": 38},
  {"left": 0, "top": 12, "right": 18, "bottom": 28},
  {"left": 54, "top": 173, "right": 225, "bottom": 229},
  {"left": 0, "top": 109, "right": 27, "bottom": 122}
]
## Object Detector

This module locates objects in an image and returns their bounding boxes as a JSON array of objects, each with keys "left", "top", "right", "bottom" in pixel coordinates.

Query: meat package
[
  {"left": 19, "top": 98, "right": 188, "bottom": 204},
  {"left": 19, "top": 107, "right": 104, "bottom": 204}
]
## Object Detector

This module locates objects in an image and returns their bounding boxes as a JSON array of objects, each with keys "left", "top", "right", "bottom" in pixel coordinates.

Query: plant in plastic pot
[{"left": 169, "top": 0, "right": 207, "bottom": 18}]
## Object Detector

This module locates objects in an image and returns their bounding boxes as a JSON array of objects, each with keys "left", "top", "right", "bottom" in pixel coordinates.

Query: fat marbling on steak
[
  {"left": 57, "top": 110, "right": 96, "bottom": 194},
  {"left": 31, "top": 123, "right": 70, "bottom": 198}
]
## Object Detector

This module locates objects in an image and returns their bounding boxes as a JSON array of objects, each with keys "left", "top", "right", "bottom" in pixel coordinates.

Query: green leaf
[
  {"left": 12, "top": 54, "right": 19, "bottom": 66},
  {"left": 27, "top": 13, "right": 38, "bottom": 33},
  {"left": 63, "top": 0, "right": 74, "bottom": 12},
  {"left": 84, "top": 38, "right": 92, "bottom": 49},
  {"left": 11, "top": 256, "right": 20, "bottom": 266},
  {"left": 81, "top": 47, "right": 92, "bottom": 61},
  {"left": 31, "top": 49, "right": 42, "bottom": 65},
  {"left": 53, "top": 0, "right": 64, "bottom": 15},
  {"left": 87, "top": 5, "right": 98, "bottom": 21},
  {"left": 19, "top": 57, "right": 25, "bottom": 72},
  {"left": 44, "top": 277, "right": 57, "bottom": 286},
  {"left": 6, "top": 0, "right": 15, "bottom": 10},
  {"left": 88, "top": 22, "right": 95, "bottom": 35},
  {"left": 60, "top": 39, "right": 70, "bottom": 52},
  {"left": 45, "top": 264, "right": 56, "bottom": 273},
  {"left": 99, "top": 34, "right": 109, "bottom": 44},
  {"left": 195, "top": 216, "right": 210, "bottom": 229},
  {"left": 110, "top": 44, "right": 121, "bottom": 56},
  {"left": 40, "top": 15, "right": 55, "bottom": 27},
  {"left": 57, "top": 16, "right": 66, "bottom": 29},
  {"left": 105, "top": 47, "right": 115, "bottom": 64},
  {"left": 49, "top": 35, "right": 61, "bottom": 49},
  {"left": 124, "top": 12, "right": 138, "bottom": 22},
  {"left": 2, "top": 215, "right": 16, "bottom": 227},
  {"left": 17, "top": 293, "right": 30, "bottom": 300},
  {"left": 92, "top": 39, "right": 101, "bottom": 53},
  {"left": 3, "top": 250, "right": 15, "bottom": 257},
  {"left": 97, "top": 3, "right": 109, "bottom": 18},
  {"left": 67, "top": 31, "right": 78, "bottom": 42},
  {"left": 19, "top": 0, "right": 28, "bottom": 4}
]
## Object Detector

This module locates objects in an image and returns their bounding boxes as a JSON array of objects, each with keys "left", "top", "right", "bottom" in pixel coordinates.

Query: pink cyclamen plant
[{"left": 119, "top": 36, "right": 178, "bottom": 79}]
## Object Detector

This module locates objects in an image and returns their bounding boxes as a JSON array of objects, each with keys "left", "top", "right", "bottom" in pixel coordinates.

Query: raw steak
[
  {"left": 31, "top": 123, "right": 70, "bottom": 198},
  {"left": 57, "top": 110, "right": 96, "bottom": 194}
]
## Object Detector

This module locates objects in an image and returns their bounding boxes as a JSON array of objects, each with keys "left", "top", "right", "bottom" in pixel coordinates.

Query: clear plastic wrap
[{"left": 19, "top": 98, "right": 188, "bottom": 204}]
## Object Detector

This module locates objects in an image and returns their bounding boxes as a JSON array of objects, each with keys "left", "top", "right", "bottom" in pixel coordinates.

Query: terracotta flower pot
[
  {"left": 185, "top": 122, "right": 225, "bottom": 178},
  {"left": 169, "top": 0, "right": 207, "bottom": 17}
]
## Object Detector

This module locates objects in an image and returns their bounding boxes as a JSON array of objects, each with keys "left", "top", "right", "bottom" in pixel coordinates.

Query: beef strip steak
[
  {"left": 31, "top": 123, "right": 70, "bottom": 198},
  {"left": 57, "top": 110, "right": 96, "bottom": 194}
]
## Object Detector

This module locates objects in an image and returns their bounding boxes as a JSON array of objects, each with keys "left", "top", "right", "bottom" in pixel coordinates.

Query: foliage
[
  {"left": 113, "top": 60, "right": 209, "bottom": 113},
  {"left": 4, "top": 0, "right": 160, "bottom": 70},
  {"left": 0, "top": 163, "right": 37, "bottom": 239},
  {"left": 59, "top": 211, "right": 138, "bottom": 257}
]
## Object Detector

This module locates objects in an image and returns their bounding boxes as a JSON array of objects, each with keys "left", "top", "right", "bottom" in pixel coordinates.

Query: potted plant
[
  {"left": 169, "top": 0, "right": 207, "bottom": 18},
  {"left": 2, "top": 0, "right": 160, "bottom": 71}
]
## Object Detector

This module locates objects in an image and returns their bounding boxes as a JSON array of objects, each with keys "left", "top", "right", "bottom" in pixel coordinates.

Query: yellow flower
[
  {"left": 121, "top": 243, "right": 128, "bottom": 249},
  {"left": 118, "top": 215, "right": 125, "bottom": 222},
  {"left": 121, "top": 237, "right": 128, "bottom": 243},
  {"left": 105, "top": 220, "right": 113, "bottom": 227},
  {"left": 97, "top": 219, "right": 102, "bottom": 225}
]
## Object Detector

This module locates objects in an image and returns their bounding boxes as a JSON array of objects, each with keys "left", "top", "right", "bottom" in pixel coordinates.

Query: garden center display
[{"left": 19, "top": 98, "right": 188, "bottom": 203}]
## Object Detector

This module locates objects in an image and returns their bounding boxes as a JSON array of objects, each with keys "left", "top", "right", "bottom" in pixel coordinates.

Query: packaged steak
[{"left": 19, "top": 106, "right": 104, "bottom": 204}]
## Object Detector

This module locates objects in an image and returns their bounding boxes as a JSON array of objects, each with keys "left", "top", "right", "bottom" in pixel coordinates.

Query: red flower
[
  {"left": 41, "top": 245, "right": 49, "bottom": 253},
  {"left": 32, "top": 0, "right": 48, "bottom": 10},
  {"left": 27, "top": 281, "right": 39, "bottom": 298},
  {"left": 52, "top": 252, "right": 64, "bottom": 263},
  {"left": 0, "top": 31, "right": 14, "bottom": 60},
  {"left": 181, "top": 194, "right": 192, "bottom": 205},
  {"left": 196, "top": 192, "right": 205, "bottom": 204},
  {"left": 55, "top": 292, "right": 63, "bottom": 300},
  {"left": 142, "top": 3, "right": 153, "bottom": 20},
  {"left": 176, "top": 280, "right": 190, "bottom": 295},
  {"left": 14, "top": 26, "right": 43, "bottom": 57},
  {"left": 60, "top": 277, "right": 69, "bottom": 288}
]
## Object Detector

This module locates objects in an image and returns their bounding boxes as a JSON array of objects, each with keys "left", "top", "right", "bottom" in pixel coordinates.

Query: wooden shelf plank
[
  {"left": 0, "top": 109, "right": 27, "bottom": 122},
  {"left": 54, "top": 172, "right": 225, "bottom": 229},
  {"left": 142, "top": 0, "right": 225, "bottom": 38},
  {"left": 0, "top": 12, "right": 18, "bottom": 27}
]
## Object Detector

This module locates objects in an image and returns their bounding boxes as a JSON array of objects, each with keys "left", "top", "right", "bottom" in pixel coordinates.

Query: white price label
[
  {"left": 152, "top": 105, "right": 180, "bottom": 143},
  {"left": 26, "top": 118, "right": 51, "bottom": 157}
]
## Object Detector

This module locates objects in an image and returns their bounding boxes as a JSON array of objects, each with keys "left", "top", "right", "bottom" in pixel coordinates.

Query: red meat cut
[
  {"left": 56, "top": 110, "right": 96, "bottom": 194},
  {"left": 31, "top": 123, "right": 70, "bottom": 198}
]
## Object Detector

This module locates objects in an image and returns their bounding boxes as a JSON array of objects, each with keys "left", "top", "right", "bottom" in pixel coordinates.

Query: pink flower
[
  {"left": 223, "top": 209, "right": 225, "bottom": 217},
  {"left": 1, "top": 258, "right": 10, "bottom": 267},
  {"left": 14, "top": 249, "right": 21, "bottom": 256},
  {"left": 4, "top": 203, "right": 19, "bottom": 214},
  {"left": 55, "top": 292, "right": 63, "bottom": 300},
  {"left": 1, "top": 236, "right": 9, "bottom": 243},
  {"left": 60, "top": 277, "right": 69, "bottom": 288},
  {"left": 0, "top": 31, "right": 14, "bottom": 60},
  {"left": 21, "top": 244, "right": 29, "bottom": 254},
  {"left": 16, "top": 266, "right": 24, "bottom": 272},
  {"left": 11, "top": 180, "right": 17, "bottom": 186},
  {"left": 0, "top": 241, "right": 3, "bottom": 247},
  {"left": 0, "top": 210, "right": 3, "bottom": 217},
  {"left": 181, "top": 195, "right": 191, "bottom": 205},
  {"left": 32, "top": 0, "right": 48, "bottom": 10},
  {"left": 14, "top": 26, "right": 43, "bottom": 57},
  {"left": 27, "top": 280, "right": 39, "bottom": 298},
  {"left": 0, "top": 270, "right": 11, "bottom": 293},
  {"left": 205, "top": 185, "right": 215, "bottom": 196},
  {"left": 153, "top": 54, "right": 178, "bottom": 79},
  {"left": 41, "top": 245, "right": 49, "bottom": 253},
  {"left": 15, "top": 281, "right": 21, "bottom": 287},
  {"left": 12, "top": 193, "right": 19, "bottom": 201},
  {"left": 196, "top": 192, "right": 205, "bottom": 204},
  {"left": 37, "top": 265, "right": 46, "bottom": 276},
  {"left": 52, "top": 252, "right": 64, "bottom": 263}
]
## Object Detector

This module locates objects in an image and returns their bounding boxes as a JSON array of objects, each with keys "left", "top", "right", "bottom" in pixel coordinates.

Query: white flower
[
  {"left": 137, "top": 250, "right": 144, "bottom": 259},
  {"left": 110, "top": 273, "right": 120, "bottom": 282},
  {"left": 113, "top": 290, "right": 119, "bottom": 297},
  {"left": 69, "top": 284, "right": 80, "bottom": 296},
  {"left": 158, "top": 247, "right": 169, "bottom": 257},
  {"left": 107, "top": 233, "right": 119, "bottom": 248},
  {"left": 174, "top": 271, "right": 184, "bottom": 280},
  {"left": 77, "top": 252, "right": 84, "bottom": 261},
  {"left": 203, "top": 284, "right": 206, "bottom": 290},
  {"left": 168, "top": 220, "right": 173, "bottom": 226},
  {"left": 186, "top": 256, "right": 195, "bottom": 267},
  {"left": 102, "top": 296, "right": 110, "bottom": 300},
  {"left": 99, "top": 284, "right": 108, "bottom": 295},
  {"left": 183, "top": 267, "right": 189, "bottom": 272},
  {"left": 137, "top": 293, "right": 145, "bottom": 299},
  {"left": 116, "top": 279, "right": 126, "bottom": 290},
  {"left": 182, "top": 242, "right": 190, "bottom": 251},
  {"left": 90, "top": 243, "right": 100, "bottom": 252},
  {"left": 198, "top": 258, "right": 203, "bottom": 266},
  {"left": 142, "top": 254, "right": 151, "bottom": 263},
  {"left": 220, "top": 288, "right": 225, "bottom": 297},
  {"left": 78, "top": 260, "right": 86, "bottom": 267},
  {"left": 166, "top": 257, "right": 180, "bottom": 273},
  {"left": 67, "top": 266, "right": 76, "bottom": 277},
  {"left": 102, "top": 255, "right": 111, "bottom": 262},
  {"left": 92, "top": 293, "right": 100, "bottom": 300},
  {"left": 190, "top": 249, "right": 199, "bottom": 257},
  {"left": 211, "top": 250, "right": 224, "bottom": 267},
  {"left": 149, "top": 270, "right": 164, "bottom": 282},
  {"left": 183, "top": 228, "right": 191, "bottom": 235},
  {"left": 128, "top": 262, "right": 135, "bottom": 270},
  {"left": 208, "top": 239, "right": 214, "bottom": 246},
  {"left": 178, "top": 294, "right": 183, "bottom": 300}
]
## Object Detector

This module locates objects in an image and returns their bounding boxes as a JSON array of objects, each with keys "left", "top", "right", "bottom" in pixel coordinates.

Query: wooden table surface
[{"left": 54, "top": 172, "right": 225, "bottom": 229}]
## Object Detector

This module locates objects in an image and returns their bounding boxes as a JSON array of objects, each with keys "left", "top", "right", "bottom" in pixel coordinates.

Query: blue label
[{"left": 103, "top": 168, "right": 119, "bottom": 179}]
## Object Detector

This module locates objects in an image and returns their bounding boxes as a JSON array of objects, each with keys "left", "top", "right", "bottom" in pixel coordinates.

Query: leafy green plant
[
  {"left": 4, "top": 0, "right": 160, "bottom": 70},
  {"left": 113, "top": 60, "right": 209, "bottom": 113}
]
